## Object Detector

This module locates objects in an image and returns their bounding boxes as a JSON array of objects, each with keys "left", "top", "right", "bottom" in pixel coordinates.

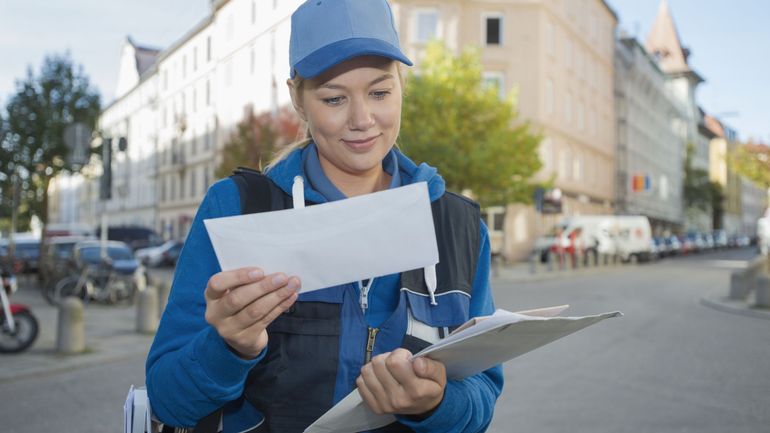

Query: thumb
[{"left": 413, "top": 357, "right": 445, "bottom": 382}]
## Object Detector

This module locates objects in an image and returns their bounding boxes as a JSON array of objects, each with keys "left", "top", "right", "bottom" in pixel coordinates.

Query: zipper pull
[{"left": 365, "top": 327, "right": 380, "bottom": 364}]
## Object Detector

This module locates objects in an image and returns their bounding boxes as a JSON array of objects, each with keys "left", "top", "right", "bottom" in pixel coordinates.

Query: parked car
[
  {"left": 38, "top": 235, "right": 95, "bottom": 289},
  {"left": 135, "top": 240, "right": 184, "bottom": 267},
  {"left": 664, "top": 235, "right": 682, "bottom": 256},
  {"left": 712, "top": 230, "right": 729, "bottom": 249},
  {"left": 0, "top": 236, "right": 41, "bottom": 274},
  {"left": 94, "top": 226, "right": 162, "bottom": 251}
]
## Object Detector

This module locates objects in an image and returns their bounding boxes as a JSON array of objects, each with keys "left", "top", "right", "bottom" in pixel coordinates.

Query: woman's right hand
[{"left": 204, "top": 267, "right": 300, "bottom": 359}]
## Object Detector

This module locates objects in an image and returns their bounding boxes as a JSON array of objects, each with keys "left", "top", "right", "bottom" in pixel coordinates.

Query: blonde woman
[{"left": 146, "top": 1, "right": 503, "bottom": 432}]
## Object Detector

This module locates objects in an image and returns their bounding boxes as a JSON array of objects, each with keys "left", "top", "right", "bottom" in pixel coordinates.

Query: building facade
[
  {"left": 51, "top": 0, "right": 303, "bottom": 240},
  {"left": 614, "top": 36, "right": 686, "bottom": 235},
  {"left": 391, "top": 0, "right": 619, "bottom": 261},
  {"left": 645, "top": 0, "right": 710, "bottom": 232}
]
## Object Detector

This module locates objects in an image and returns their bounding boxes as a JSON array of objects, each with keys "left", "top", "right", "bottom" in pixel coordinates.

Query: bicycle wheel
[
  {"left": 0, "top": 310, "right": 39, "bottom": 353},
  {"left": 52, "top": 276, "right": 88, "bottom": 305}
]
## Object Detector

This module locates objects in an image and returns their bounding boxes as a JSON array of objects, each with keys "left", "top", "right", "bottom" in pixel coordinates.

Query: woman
[{"left": 146, "top": 1, "right": 503, "bottom": 432}]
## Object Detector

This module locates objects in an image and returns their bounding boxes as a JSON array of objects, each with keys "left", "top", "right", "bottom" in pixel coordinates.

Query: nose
[{"left": 348, "top": 97, "right": 375, "bottom": 131}]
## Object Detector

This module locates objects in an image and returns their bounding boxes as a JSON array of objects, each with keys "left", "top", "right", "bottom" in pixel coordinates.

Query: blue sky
[{"left": 1, "top": 0, "right": 768, "bottom": 142}]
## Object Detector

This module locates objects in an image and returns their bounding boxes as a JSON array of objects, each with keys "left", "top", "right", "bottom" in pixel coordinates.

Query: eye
[
  {"left": 322, "top": 96, "right": 345, "bottom": 106},
  {"left": 371, "top": 90, "right": 391, "bottom": 100}
]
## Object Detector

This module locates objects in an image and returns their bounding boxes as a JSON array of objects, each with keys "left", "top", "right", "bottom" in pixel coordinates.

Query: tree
[
  {"left": 1, "top": 53, "right": 101, "bottom": 227},
  {"left": 399, "top": 42, "right": 542, "bottom": 207},
  {"left": 730, "top": 142, "right": 770, "bottom": 189},
  {"left": 215, "top": 105, "right": 303, "bottom": 179}
]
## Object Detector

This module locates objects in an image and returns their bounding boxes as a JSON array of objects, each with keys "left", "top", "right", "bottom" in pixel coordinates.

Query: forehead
[{"left": 307, "top": 56, "right": 399, "bottom": 89}]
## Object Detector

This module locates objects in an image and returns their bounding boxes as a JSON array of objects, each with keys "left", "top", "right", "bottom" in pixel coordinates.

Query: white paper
[
  {"left": 304, "top": 307, "right": 622, "bottom": 433},
  {"left": 204, "top": 182, "right": 438, "bottom": 293}
]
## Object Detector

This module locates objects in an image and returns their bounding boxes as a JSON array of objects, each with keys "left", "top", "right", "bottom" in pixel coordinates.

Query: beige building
[
  {"left": 705, "top": 115, "right": 742, "bottom": 235},
  {"left": 390, "top": 0, "right": 618, "bottom": 260}
]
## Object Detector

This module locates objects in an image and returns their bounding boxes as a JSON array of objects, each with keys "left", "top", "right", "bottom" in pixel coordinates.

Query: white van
[{"left": 537, "top": 215, "right": 652, "bottom": 263}]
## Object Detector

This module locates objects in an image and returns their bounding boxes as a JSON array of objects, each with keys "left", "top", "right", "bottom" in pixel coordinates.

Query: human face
[{"left": 290, "top": 56, "right": 403, "bottom": 183}]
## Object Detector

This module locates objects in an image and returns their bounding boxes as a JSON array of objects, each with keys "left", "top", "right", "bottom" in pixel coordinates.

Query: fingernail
[
  {"left": 287, "top": 278, "right": 301, "bottom": 292},
  {"left": 272, "top": 274, "right": 288, "bottom": 286},
  {"left": 248, "top": 269, "right": 264, "bottom": 280}
]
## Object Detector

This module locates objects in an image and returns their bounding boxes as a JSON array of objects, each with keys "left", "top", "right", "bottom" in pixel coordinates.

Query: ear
[{"left": 287, "top": 78, "right": 307, "bottom": 122}]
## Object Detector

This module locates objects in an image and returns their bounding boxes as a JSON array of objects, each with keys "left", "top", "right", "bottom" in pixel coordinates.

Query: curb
[{"left": 700, "top": 295, "right": 770, "bottom": 321}]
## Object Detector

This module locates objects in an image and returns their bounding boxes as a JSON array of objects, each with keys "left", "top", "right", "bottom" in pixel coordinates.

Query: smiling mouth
[{"left": 342, "top": 134, "right": 381, "bottom": 150}]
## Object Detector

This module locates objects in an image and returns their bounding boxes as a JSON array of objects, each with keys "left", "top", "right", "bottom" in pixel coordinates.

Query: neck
[{"left": 319, "top": 159, "right": 391, "bottom": 197}]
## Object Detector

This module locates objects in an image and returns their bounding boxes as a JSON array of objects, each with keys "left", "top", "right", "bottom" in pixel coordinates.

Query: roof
[
  {"left": 704, "top": 114, "right": 725, "bottom": 138},
  {"left": 645, "top": 0, "right": 693, "bottom": 75}
]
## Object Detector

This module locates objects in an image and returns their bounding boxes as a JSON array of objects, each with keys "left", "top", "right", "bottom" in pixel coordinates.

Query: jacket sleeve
[
  {"left": 396, "top": 220, "right": 504, "bottom": 432},
  {"left": 145, "top": 181, "right": 265, "bottom": 428}
]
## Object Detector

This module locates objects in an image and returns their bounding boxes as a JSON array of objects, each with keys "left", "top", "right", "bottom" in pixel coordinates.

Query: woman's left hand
[{"left": 356, "top": 348, "right": 446, "bottom": 417}]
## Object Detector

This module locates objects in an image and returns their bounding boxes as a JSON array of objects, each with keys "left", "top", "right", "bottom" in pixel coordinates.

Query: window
[
  {"left": 251, "top": 1, "right": 256, "bottom": 25},
  {"left": 250, "top": 47, "right": 255, "bottom": 75},
  {"left": 539, "top": 137, "right": 552, "bottom": 171},
  {"left": 206, "top": 36, "right": 212, "bottom": 62},
  {"left": 546, "top": 20, "right": 555, "bottom": 55},
  {"left": 163, "top": 70, "right": 168, "bottom": 90},
  {"left": 180, "top": 172, "right": 185, "bottom": 199},
  {"left": 413, "top": 10, "right": 438, "bottom": 43},
  {"left": 193, "top": 47, "right": 198, "bottom": 72},
  {"left": 577, "top": 101, "right": 584, "bottom": 130},
  {"left": 572, "top": 153, "right": 583, "bottom": 180},
  {"left": 565, "top": 92, "right": 572, "bottom": 124},
  {"left": 565, "top": 37, "right": 573, "bottom": 69},
  {"left": 545, "top": 79, "right": 554, "bottom": 115},
  {"left": 182, "top": 55, "right": 187, "bottom": 79},
  {"left": 189, "top": 168, "right": 197, "bottom": 198},
  {"left": 559, "top": 148, "right": 570, "bottom": 180},
  {"left": 485, "top": 15, "right": 502, "bottom": 46},
  {"left": 204, "top": 124, "right": 211, "bottom": 150},
  {"left": 660, "top": 175, "right": 669, "bottom": 200},
  {"left": 206, "top": 79, "right": 211, "bottom": 106},
  {"left": 193, "top": 87, "right": 197, "bottom": 112},
  {"left": 482, "top": 72, "right": 505, "bottom": 98},
  {"left": 227, "top": 14, "right": 234, "bottom": 41}
]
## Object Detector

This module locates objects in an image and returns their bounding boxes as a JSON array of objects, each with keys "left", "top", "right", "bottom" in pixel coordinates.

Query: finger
[
  {"left": 360, "top": 361, "right": 391, "bottom": 412},
  {"left": 219, "top": 273, "right": 290, "bottom": 316},
  {"left": 231, "top": 281, "right": 300, "bottom": 330},
  {"left": 206, "top": 267, "right": 264, "bottom": 300},
  {"left": 371, "top": 352, "right": 403, "bottom": 391},
  {"left": 386, "top": 349, "right": 419, "bottom": 386},
  {"left": 413, "top": 357, "right": 446, "bottom": 383},
  {"left": 356, "top": 376, "right": 383, "bottom": 415}
]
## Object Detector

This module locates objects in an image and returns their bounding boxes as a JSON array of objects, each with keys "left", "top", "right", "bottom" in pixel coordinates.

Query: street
[{"left": 1, "top": 248, "right": 769, "bottom": 433}]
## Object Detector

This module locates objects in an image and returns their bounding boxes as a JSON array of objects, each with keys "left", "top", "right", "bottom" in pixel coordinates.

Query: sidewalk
[{"left": 0, "top": 276, "right": 155, "bottom": 383}]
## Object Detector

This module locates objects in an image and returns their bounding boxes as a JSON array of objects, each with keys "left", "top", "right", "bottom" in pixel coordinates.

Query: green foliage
[
  {"left": 399, "top": 42, "right": 542, "bottom": 207},
  {"left": 215, "top": 106, "right": 302, "bottom": 179},
  {"left": 1, "top": 53, "right": 100, "bottom": 225},
  {"left": 683, "top": 142, "right": 713, "bottom": 211},
  {"left": 729, "top": 143, "right": 770, "bottom": 189}
]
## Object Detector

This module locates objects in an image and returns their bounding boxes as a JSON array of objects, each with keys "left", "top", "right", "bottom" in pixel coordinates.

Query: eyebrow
[{"left": 319, "top": 73, "right": 396, "bottom": 90}]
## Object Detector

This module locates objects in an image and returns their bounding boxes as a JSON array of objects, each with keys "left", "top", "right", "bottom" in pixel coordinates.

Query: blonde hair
[{"left": 266, "top": 62, "right": 407, "bottom": 170}]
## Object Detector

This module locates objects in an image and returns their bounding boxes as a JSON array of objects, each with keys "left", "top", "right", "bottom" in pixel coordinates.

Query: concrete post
[
  {"left": 728, "top": 271, "right": 750, "bottom": 300},
  {"left": 136, "top": 286, "right": 159, "bottom": 334},
  {"left": 156, "top": 282, "right": 171, "bottom": 319},
  {"left": 754, "top": 276, "right": 770, "bottom": 308},
  {"left": 56, "top": 297, "right": 85, "bottom": 354}
]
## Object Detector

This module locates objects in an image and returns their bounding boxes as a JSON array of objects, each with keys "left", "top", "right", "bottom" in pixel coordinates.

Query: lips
[{"left": 342, "top": 134, "right": 381, "bottom": 152}]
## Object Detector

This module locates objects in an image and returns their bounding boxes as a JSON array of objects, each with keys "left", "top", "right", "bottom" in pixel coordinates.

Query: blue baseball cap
[{"left": 289, "top": 0, "right": 413, "bottom": 79}]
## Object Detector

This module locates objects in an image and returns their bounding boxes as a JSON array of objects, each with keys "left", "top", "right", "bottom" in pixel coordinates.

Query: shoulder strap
[{"left": 230, "top": 166, "right": 289, "bottom": 214}]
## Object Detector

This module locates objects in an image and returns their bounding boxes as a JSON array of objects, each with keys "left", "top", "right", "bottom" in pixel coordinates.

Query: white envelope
[{"left": 204, "top": 182, "right": 439, "bottom": 293}]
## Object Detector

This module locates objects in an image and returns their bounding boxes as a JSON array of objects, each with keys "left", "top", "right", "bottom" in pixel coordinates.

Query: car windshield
[{"left": 80, "top": 246, "right": 134, "bottom": 263}]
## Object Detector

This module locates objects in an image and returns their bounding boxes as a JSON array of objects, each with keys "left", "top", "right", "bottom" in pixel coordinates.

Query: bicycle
[{"left": 50, "top": 258, "right": 142, "bottom": 305}]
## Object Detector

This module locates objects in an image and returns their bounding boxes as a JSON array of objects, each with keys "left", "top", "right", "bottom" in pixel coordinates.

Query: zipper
[
  {"left": 359, "top": 279, "right": 373, "bottom": 312},
  {"left": 365, "top": 327, "right": 380, "bottom": 364}
]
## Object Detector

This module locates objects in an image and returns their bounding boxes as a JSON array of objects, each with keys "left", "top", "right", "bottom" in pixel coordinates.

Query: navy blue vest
[{"left": 231, "top": 169, "right": 480, "bottom": 433}]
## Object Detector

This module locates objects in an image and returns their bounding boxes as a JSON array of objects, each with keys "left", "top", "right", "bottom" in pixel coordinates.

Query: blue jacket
[{"left": 146, "top": 146, "right": 503, "bottom": 433}]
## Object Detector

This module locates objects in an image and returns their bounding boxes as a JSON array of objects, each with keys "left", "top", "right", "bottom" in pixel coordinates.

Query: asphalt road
[
  {"left": 487, "top": 248, "right": 770, "bottom": 433},
  {"left": 1, "top": 248, "right": 767, "bottom": 433}
]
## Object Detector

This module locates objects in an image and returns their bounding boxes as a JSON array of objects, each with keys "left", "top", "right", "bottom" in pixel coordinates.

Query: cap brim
[{"left": 292, "top": 37, "right": 413, "bottom": 79}]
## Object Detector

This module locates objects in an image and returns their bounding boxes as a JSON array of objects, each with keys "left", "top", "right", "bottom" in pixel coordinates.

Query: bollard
[
  {"left": 754, "top": 276, "right": 770, "bottom": 308},
  {"left": 136, "top": 286, "right": 159, "bottom": 334},
  {"left": 728, "top": 271, "right": 750, "bottom": 300},
  {"left": 57, "top": 297, "right": 85, "bottom": 354},
  {"left": 156, "top": 282, "right": 171, "bottom": 319}
]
